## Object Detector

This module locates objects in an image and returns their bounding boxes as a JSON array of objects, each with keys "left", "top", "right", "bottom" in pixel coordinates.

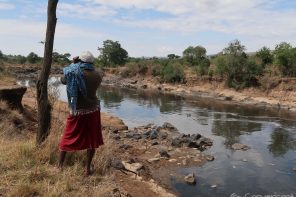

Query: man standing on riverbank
[{"left": 58, "top": 51, "right": 104, "bottom": 176}]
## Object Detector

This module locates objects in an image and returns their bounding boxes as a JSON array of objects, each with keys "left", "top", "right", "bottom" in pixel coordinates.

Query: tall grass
[{"left": 0, "top": 93, "right": 116, "bottom": 196}]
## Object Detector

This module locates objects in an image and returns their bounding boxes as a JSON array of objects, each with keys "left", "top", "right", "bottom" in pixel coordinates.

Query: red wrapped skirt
[{"left": 59, "top": 110, "right": 104, "bottom": 151}]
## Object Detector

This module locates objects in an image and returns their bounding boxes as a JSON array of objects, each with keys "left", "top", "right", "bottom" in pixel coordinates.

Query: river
[{"left": 19, "top": 77, "right": 296, "bottom": 196}]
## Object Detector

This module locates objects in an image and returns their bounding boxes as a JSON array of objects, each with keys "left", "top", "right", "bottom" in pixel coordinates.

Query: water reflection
[
  {"left": 97, "top": 86, "right": 184, "bottom": 114},
  {"left": 268, "top": 128, "right": 296, "bottom": 157},
  {"left": 98, "top": 88, "right": 123, "bottom": 108}
]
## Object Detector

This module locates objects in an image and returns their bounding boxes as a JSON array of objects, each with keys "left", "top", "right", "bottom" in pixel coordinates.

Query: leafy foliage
[
  {"left": 52, "top": 52, "right": 71, "bottom": 65},
  {"left": 273, "top": 42, "right": 296, "bottom": 76},
  {"left": 27, "top": 52, "right": 41, "bottom": 64},
  {"left": 183, "top": 45, "right": 207, "bottom": 66},
  {"left": 167, "top": 54, "right": 180, "bottom": 59},
  {"left": 161, "top": 61, "right": 185, "bottom": 83},
  {"left": 98, "top": 40, "right": 128, "bottom": 67},
  {"left": 256, "top": 46, "right": 273, "bottom": 66},
  {"left": 183, "top": 45, "right": 210, "bottom": 75},
  {"left": 120, "top": 62, "right": 148, "bottom": 78},
  {"left": 216, "top": 40, "right": 263, "bottom": 88},
  {"left": 194, "top": 58, "right": 210, "bottom": 76}
]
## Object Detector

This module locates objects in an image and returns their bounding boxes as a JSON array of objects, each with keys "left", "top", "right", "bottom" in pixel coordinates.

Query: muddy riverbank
[{"left": 102, "top": 71, "right": 296, "bottom": 112}]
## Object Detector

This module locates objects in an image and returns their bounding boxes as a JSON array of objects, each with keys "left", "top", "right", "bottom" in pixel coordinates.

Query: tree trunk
[{"left": 36, "top": 0, "right": 58, "bottom": 145}]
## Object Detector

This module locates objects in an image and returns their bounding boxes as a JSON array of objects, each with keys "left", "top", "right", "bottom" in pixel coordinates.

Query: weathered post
[{"left": 36, "top": 0, "right": 58, "bottom": 145}]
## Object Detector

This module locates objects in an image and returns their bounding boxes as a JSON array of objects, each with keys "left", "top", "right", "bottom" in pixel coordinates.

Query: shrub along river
[{"left": 19, "top": 77, "right": 296, "bottom": 196}]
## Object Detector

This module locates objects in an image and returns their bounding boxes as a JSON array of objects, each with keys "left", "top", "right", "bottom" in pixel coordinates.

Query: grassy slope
[{"left": 0, "top": 100, "right": 117, "bottom": 196}]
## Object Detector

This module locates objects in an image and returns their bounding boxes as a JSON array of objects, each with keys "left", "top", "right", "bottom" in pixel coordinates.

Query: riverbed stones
[
  {"left": 171, "top": 135, "right": 212, "bottom": 151},
  {"left": 211, "top": 185, "right": 217, "bottom": 188},
  {"left": 147, "top": 158, "right": 160, "bottom": 163},
  {"left": 171, "top": 138, "right": 182, "bottom": 147},
  {"left": 187, "top": 141, "right": 200, "bottom": 149},
  {"left": 184, "top": 173, "right": 196, "bottom": 185},
  {"left": 160, "top": 132, "right": 168, "bottom": 140},
  {"left": 159, "top": 150, "right": 170, "bottom": 158},
  {"left": 151, "top": 141, "right": 159, "bottom": 146},
  {"left": 168, "top": 159, "right": 177, "bottom": 163},
  {"left": 191, "top": 133, "right": 201, "bottom": 140},
  {"left": 162, "top": 122, "right": 178, "bottom": 131},
  {"left": 125, "top": 131, "right": 142, "bottom": 140},
  {"left": 122, "top": 161, "right": 143, "bottom": 174},
  {"left": 143, "top": 130, "right": 151, "bottom": 136},
  {"left": 293, "top": 167, "right": 296, "bottom": 172},
  {"left": 150, "top": 130, "right": 158, "bottom": 140},
  {"left": 231, "top": 143, "right": 250, "bottom": 151},
  {"left": 205, "top": 155, "right": 215, "bottom": 161}
]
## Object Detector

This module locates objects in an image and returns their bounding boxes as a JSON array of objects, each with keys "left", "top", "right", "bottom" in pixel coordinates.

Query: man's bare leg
[
  {"left": 58, "top": 151, "right": 67, "bottom": 171},
  {"left": 86, "top": 149, "right": 95, "bottom": 175}
]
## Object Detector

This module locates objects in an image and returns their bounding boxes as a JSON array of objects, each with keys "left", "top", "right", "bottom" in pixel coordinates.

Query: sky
[{"left": 0, "top": 0, "right": 296, "bottom": 58}]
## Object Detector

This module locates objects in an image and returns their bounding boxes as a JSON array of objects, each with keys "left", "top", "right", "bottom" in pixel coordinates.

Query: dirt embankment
[{"left": 102, "top": 68, "right": 296, "bottom": 112}]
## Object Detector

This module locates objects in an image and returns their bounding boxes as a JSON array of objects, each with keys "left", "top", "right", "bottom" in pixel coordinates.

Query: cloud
[
  {"left": 58, "top": 3, "right": 116, "bottom": 19},
  {"left": 0, "top": 19, "right": 107, "bottom": 56},
  {"left": 0, "top": 19, "right": 105, "bottom": 39},
  {"left": 0, "top": 1, "right": 15, "bottom": 10},
  {"left": 80, "top": 0, "right": 296, "bottom": 39}
]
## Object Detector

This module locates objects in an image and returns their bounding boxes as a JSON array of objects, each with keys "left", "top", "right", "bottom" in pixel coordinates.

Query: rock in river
[
  {"left": 231, "top": 143, "right": 250, "bottom": 151},
  {"left": 205, "top": 155, "right": 215, "bottom": 161},
  {"left": 184, "top": 173, "right": 196, "bottom": 185}
]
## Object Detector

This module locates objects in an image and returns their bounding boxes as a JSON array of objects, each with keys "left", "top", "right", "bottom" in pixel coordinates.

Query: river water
[{"left": 19, "top": 77, "right": 296, "bottom": 196}]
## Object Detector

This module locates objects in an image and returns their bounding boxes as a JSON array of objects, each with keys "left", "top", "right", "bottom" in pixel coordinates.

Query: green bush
[
  {"left": 0, "top": 60, "right": 4, "bottom": 73},
  {"left": 213, "top": 55, "right": 227, "bottom": 77},
  {"left": 215, "top": 40, "right": 263, "bottom": 89},
  {"left": 256, "top": 46, "right": 273, "bottom": 66},
  {"left": 273, "top": 42, "right": 296, "bottom": 77},
  {"left": 152, "top": 64, "right": 161, "bottom": 77},
  {"left": 27, "top": 52, "right": 41, "bottom": 64},
  {"left": 161, "top": 62, "right": 185, "bottom": 83},
  {"left": 258, "top": 65, "right": 282, "bottom": 90},
  {"left": 195, "top": 58, "right": 210, "bottom": 76},
  {"left": 120, "top": 62, "right": 148, "bottom": 78}
]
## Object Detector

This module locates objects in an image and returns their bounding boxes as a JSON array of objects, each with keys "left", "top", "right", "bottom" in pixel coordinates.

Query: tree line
[
  {"left": 0, "top": 51, "right": 71, "bottom": 65},
  {"left": 1, "top": 39, "right": 296, "bottom": 89},
  {"left": 95, "top": 39, "right": 296, "bottom": 89}
]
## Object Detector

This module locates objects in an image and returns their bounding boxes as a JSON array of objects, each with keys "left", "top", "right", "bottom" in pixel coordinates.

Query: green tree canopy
[
  {"left": 167, "top": 54, "right": 180, "bottom": 59},
  {"left": 98, "top": 40, "right": 128, "bottom": 67},
  {"left": 273, "top": 42, "right": 296, "bottom": 76},
  {"left": 27, "top": 52, "right": 41, "bottom": 64},
  {"left": 52, "top": 52, "right": 71, "bottom": 65},
  {"left": 0, "top": 50, "right": 3, "bottom": 59},
  {"left": 217, "top": 40, "right": 262, "bottom": 88},
  {"left": 256, "top": 46, "right": 273, "bottom": 66},
  {"left": 182, "top": 45, "right": 207, "bottom": 66},
  {"left": 16, "top": 55, "right": 26, "bottom": 64}
]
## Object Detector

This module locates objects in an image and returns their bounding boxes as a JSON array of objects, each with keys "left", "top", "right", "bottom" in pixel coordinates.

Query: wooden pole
[{"left": 36, "top": 0, "right": 58, "bottom": 145}]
